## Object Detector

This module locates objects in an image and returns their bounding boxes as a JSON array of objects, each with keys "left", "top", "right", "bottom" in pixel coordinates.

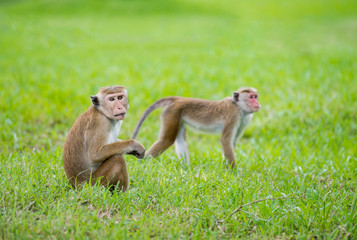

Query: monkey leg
[
  {"left": 145, "top": 140, "right": 173, "bottom": 158},
  {"left": 220, "top": 122, "right": 237, "bottom": 169},
  {"left": 220, "top": 138, "right": 236, "bottom": 169},
  {"left": 174, "top": 124, "right": 190, "bottom": 165},
  {"left": 91, "top": 154, "right": 129, "bottom": 192},
  {"left": 145, "top": 112, "right": 181, "bottom": 158}
]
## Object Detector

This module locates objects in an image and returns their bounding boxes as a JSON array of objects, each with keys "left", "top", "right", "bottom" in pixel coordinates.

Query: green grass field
[{"left": 1, "top": 0, "right": 356, "bottom": 238}]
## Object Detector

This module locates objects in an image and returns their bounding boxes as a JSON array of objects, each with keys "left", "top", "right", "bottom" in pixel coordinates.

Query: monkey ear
[
  {"left": 233, "top": 92, "right": 239, "bottom": 102},
  {"left": 90, "top": 95, "right": 100, "bottom": 107}
]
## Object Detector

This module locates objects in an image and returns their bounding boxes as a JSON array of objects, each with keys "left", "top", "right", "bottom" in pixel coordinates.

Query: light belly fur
[{"left": 183, "top": 117, "right": 223, "bottom": 133}]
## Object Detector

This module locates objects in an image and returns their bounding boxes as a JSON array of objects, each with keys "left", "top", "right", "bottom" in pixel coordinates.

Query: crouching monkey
[{"left": 63, "top": 85, "right": 145, "bottom": 191}]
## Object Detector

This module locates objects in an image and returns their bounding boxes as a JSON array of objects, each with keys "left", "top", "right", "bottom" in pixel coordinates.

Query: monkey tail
[{"left": 132, "top": 97, "right": 174, "bottom": 139}]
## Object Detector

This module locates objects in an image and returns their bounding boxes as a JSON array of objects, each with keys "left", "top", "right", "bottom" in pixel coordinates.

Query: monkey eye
[
  {"left": 249, "top": 95, "right": 254, "bottom": 99},
  {"left": 109, "top": 97, "right": 115, "bottom": 101},
  {"left": 118, "top": 96, "right": 123, "bottom": 100}
]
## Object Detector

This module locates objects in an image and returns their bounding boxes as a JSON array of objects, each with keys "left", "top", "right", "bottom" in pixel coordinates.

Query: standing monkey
[
  {"left": 132, "top": 87, "right": 260, "bottom": 168},
  {"left": 63, "top": 85, "right": 145, "bottom": 191}
]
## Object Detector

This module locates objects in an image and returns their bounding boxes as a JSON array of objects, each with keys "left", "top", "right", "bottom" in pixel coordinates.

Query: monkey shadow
[
  {"left": 62, "top": 156, "right": 241, "bottom": 197},
  {"left": 64, "top": 176, "right": 128, "bottom": 195},
  {"left": 162, "top": 154, "right": 242, "bottom": 176}
]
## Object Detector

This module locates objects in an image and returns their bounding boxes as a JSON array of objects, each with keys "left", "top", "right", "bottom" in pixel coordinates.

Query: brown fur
[
  {"left": 132, "top": 87, "right": 260, "bottom": 168},
  {"left": 63, "top": 86, "right": 145, "bottom": 191}
]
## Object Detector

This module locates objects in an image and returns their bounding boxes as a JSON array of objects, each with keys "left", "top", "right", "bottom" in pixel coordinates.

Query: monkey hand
[{"left": 127, "top": 140, "right": 145, "bottom": 159}]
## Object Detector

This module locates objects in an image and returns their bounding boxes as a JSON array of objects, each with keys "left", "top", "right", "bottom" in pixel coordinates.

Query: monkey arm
[
  {"left": 89, "top": 139, "right": 145, "bottom": 165},
  {"left": 220, "top": 120, "right": 237, "bottom": 168}
]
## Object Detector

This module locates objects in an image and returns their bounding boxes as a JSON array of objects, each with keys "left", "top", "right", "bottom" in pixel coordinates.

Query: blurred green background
[
  {"left": 0, "top": 0, "right": 356, "bottom": 238},
  {"left": 1, "top": 0, "right": 355, "bottom": 153}
]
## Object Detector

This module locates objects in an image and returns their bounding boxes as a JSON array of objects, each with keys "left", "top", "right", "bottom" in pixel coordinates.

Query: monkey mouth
[{"left": 114, "top": 113, "right": 126, "bottom": 118}]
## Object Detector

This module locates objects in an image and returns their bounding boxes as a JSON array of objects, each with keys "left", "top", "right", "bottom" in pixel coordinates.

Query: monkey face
[
  {"left": 92, "top": 90, "right": 129, "bottom": 121},
  {"left": 104, "top": 93, "right": 128, "bottom": 120},
  {"left": 238, "top": 92, "right": 260, "bottom": 113},
  {"left": 247, "top": 92, "right": 260, "bottom": 112}
]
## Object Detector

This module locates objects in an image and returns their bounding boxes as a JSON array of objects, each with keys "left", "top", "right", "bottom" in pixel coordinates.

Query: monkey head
[
  {"left": 233, "top": 87, "right": 261, "bottom": 113},
  {"left": 91, "top": 85, "right": 129, "bottom": 120}
]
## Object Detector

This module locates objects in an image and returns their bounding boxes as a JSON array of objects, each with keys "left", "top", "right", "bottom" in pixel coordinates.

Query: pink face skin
[
  {"left": 247, "top": 92, "right": 261, "bottom": 112},
  {"left": 105, "top": 93, "right": 127, "bottom": 120}
]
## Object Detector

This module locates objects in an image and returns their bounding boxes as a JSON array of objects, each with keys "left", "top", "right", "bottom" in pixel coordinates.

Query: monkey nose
[{"left": 115, "top": 103, "right": 124, "bottom": 109}]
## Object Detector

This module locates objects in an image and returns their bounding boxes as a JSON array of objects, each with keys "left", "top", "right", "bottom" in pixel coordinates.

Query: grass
[{"left": 0, "top": 0, "right": 356, "bottom": 238}]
